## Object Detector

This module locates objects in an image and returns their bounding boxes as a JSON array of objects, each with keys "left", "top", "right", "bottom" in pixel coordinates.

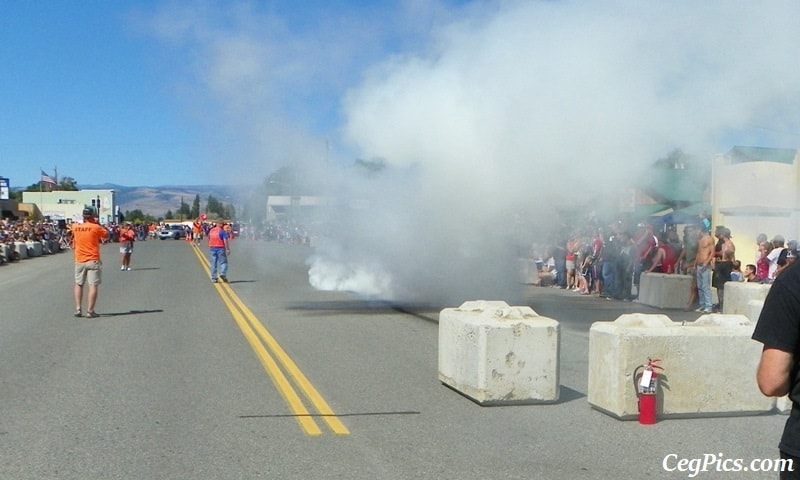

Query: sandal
[
  {"left": 85, "top": 311, "right": 99, "bottom": 318},
  {"left": 74, "top": 309, "right": 82, "bottom": 318}
]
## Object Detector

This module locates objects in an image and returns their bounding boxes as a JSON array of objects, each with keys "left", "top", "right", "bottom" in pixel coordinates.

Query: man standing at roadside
[
  {"left": 694, "top": 227, "right": 715, "bottom": 313},
  {"left": 71, "top": 207, "right": 109, "bottom": 318},
  {"left": 208, "top": 219, "right": 230, "bottom": 283}
]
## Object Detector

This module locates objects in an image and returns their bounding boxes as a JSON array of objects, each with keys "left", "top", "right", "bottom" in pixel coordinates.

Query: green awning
[
  {"left": 635, "top": 203, "right": 671, "bottom": 217},
  {"left": 728, "top": 146, "right": 797, "bottom": 165}
]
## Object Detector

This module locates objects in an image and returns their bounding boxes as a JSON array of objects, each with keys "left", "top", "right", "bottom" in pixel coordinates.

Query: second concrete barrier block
[
  {"left": 439, "top": 300, "right": 560, "bottom": 405},
  {"left": 588, "top": 313, "right": 772, "bottom": 420},
  {"left": 722, "top": 281, "right": 771, "bottom": 317}
]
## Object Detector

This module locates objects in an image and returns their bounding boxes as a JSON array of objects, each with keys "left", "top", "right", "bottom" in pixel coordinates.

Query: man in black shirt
[{"left": 753, "top": 260, "right": 800, "bottom": 478}]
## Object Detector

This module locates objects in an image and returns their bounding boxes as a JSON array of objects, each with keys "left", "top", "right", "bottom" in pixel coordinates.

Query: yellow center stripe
[{"left": 190, "top": 242, "right": 349, "bottom": 436}]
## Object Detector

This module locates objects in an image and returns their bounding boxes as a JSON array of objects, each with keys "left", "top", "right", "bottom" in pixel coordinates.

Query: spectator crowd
[{"left": 531, "top": 214, "right": 796, "bottom": 312}]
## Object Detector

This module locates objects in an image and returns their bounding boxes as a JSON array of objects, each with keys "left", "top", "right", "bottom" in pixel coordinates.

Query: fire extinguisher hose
[{"left": 633, "top": 364, "right": 646, "bottom": 399}]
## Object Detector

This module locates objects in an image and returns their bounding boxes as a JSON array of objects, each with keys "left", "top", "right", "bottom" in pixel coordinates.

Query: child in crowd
[{"left": 730, "top": 260, "right": 743, "bottom": 282}]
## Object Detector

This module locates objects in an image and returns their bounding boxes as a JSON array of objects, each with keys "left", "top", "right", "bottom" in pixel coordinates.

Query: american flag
[{"left": 40, "top": 170, "right": 57, "bottom": 185}]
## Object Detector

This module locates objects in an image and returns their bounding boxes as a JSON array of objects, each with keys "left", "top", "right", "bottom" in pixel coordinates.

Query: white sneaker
[
  {"left": 121, "top": 266, "right": 125, "bottom": 271},
  {"left": 126, "top": 267, "right": 132, "bottom": 271}
]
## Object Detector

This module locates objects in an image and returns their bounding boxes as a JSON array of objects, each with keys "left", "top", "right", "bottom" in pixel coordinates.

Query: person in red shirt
[{"left": 70, "top": 207, "right": 109, "bottom": 318}]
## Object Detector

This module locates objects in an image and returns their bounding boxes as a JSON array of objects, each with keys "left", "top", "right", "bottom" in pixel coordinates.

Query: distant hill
[{"left": 84, "top": 184, "right": 256, "bottom": 217}]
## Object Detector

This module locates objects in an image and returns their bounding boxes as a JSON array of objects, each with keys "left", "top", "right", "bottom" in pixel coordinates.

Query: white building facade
[
  {"left": 712, "top": 146, "right": 800, "bottom": 258},
  {"left": 22, "top": 189, "right": 118, "bottom": 224}
]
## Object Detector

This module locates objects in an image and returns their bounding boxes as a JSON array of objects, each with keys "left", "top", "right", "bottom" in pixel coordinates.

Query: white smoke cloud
[
  {"left": 310, "top": 1, "right": 800, "bottom": 305},
  {"left": 140, "top": 1, "right": 800, "bottom": 305}
]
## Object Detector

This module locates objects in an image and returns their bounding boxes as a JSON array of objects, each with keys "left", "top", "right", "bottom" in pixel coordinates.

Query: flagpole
[{"left": 39, "top": 168, "right": 43, "bottom": 221}]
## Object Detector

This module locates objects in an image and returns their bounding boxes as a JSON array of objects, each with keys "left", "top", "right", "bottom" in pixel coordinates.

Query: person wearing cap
[
  {"left": 119, "top": 222, "right": 135, "bottom": 271},
  {"left": 768, "top": 235, "right": 788, "bottom": 280},
  {"left": 208, "top": 219, "right": 230, "bottom": 283},
  {"left": 70, "top": 207, "right": 109, "bottom": 318}
]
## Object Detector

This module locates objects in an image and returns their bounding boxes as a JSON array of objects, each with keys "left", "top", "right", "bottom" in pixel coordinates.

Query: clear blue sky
[
  {"left": 2, "top": 1, "right": 800, "bottom": 190},
  {"left": 0, "top": 1, "right": 467, "bottom": 188}
]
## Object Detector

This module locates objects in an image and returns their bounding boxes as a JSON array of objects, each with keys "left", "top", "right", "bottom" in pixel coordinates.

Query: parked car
[{"left": 158, "top": 224, "right": 186, "bottom": 240}]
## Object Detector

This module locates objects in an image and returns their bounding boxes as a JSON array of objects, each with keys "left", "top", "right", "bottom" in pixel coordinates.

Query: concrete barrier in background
[
  {"left": 722, "top": 281, "right": 771, "bottom": 318},
  {"left": 637, "top": 273, "right": 692, "bottom": 309},
  {"left": 720, "top": 282, "right": 792, "bottom": 414},
  {"left": 439, "top": 300, "right": 560, "bottom": 405},
  {"left": 26, "top": 241, "right": 43, "bottom": 257},
  {"left": 14, "top": 242, "right": 28, "bottom": 260},
  {"left": 588, "top": 313, "right": 773, "bottom": 420}
]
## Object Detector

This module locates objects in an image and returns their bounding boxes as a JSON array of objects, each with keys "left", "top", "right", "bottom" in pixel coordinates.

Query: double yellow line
[{"left": 190, "top": 242, "right": 349, "bottom": 436}]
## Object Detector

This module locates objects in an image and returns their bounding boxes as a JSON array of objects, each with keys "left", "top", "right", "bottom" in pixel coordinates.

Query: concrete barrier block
[
  {"left": 746, "top": 300, "right": 766, "bottom": 325},
  {"left": 588, "top": 313, "right": 772, "bottom": 419},
  {"left": 777, "top": 396, "right": 792, "bottom": 414},
  {"left": 0, "top": 243, "right": 10, "bottom": 261},
  {"left": 638, "top": 273, "right": 692, "bottom": 309},
  {"left": 637, "top": 273, "right": 663, "bottom": 306},
  {"left": 14, "top": 242, "right": 28, "bottom": 259},
  {"left": 41, "top": 239, "right": 56, "bottom": 254},
  {"left": 26, "top": 241, "right": 43, "bottom": 257},
  {"left": 722, "top": 281, "right": 771, "bottom": 316},
  {"left": 439, "top": 300, "right": 560, "bottom": 405}
]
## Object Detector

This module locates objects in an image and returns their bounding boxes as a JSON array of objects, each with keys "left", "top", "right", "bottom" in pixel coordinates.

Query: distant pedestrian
[
  {"left": 192, "top": 217, "right": 203, "bottom": 245},
  {"left": 208, "top": 219, "right": 230, "bottom": 283},
  {"left": 119, "top": 222, "right": 135, "bottom": 271},
  {"left": 70, "top": 207, "right": 109, "bottom": 318}
]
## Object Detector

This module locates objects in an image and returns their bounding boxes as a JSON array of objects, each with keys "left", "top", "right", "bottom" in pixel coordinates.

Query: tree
[
  {"left": 21, "top": 175, "right": 79, "bottom": 192},
  {"left": 351, "top": 158, "right": 386, "bottom": 176},
  {"left": 57, "top": 176, "right": 79, "bottom": 191},
  {"left": 191, "top": 194, "right": 200, "bottom": 218},
  {"left": 223, "top": 203, "right": 236, "bottom": 219},
  {"left": 178, "top": 199, "right": 191, "bottom": 219},
  {"left": 202, "top": 194, "right": 235, "bottom": 219},
  {"left": 124, "top": 209, "right": 157, "bottom": 224}
]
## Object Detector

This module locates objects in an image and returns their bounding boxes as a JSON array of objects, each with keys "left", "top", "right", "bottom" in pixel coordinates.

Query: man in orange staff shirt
[{"left": 71, "top": 207, "right": 109, "bottom": 318}]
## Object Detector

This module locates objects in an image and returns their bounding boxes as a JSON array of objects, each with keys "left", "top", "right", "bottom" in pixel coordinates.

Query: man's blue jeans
[
  {"left": 695, "top": 264, "right": 712, "bottom": 310},
  {"left": 210, "top": 248, "right": 228, "bottom": 280},
  {"left": 602, "top": 260, "right": 616, "bottom": 298}
]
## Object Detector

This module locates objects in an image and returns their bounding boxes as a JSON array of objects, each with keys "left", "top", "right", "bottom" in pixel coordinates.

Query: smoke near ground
[
  {"left": 143, "top": 1, "right": 800, "bottom": 305},
  {"left": 309, "top": 1, "right": 800, "bottom": 305}
]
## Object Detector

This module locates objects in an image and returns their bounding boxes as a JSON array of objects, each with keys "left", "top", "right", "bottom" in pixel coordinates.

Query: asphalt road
[{"left": 0, "top": 238, "right": 788, "bottom": 479}]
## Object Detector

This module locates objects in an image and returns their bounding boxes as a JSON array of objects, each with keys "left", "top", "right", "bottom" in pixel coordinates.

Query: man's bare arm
[{"left": 757, "top": 347, "right": 793, "bottom": 397}]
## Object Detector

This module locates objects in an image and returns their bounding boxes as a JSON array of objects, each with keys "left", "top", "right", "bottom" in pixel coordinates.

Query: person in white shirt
[{"left": 767, "top": 235, "right": 787, "bottom": 280}]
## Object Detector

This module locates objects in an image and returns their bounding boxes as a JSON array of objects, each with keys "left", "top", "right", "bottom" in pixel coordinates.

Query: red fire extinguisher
[{"left": 633, "top": 358, "right": 663, "bottom": 425}]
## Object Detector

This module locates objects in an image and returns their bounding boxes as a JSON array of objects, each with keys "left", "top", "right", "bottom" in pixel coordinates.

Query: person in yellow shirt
[{"left": 70, "top": 207, "right": 109, "bottom": 318}]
